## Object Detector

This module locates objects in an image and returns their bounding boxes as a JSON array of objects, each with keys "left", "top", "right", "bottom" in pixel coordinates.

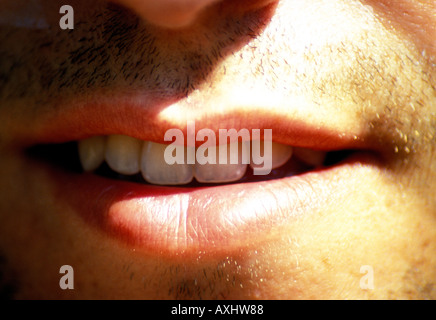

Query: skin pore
[{"left": 0, "top": 0, "right": 435, "bottom": 299}]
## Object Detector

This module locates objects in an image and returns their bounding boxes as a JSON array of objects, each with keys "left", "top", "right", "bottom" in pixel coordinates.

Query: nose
[
  {"left": 110, "top": 0, "right": 277, "bottom": 28},
  {"left": 110, "top": 0, "right": 221, "bottom": 28}
]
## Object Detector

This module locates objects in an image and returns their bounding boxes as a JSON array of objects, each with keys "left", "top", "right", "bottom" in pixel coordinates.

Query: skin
[{"left": 0, "top": 0, "right": 435, "bottom": 299}]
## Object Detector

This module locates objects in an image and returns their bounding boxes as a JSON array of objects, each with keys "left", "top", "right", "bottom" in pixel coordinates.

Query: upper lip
[{"left": 12, "top": 89, "right": 376, "bottom": 153}]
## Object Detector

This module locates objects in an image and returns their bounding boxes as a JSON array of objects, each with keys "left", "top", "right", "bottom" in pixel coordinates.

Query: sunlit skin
[{"left": 0, "top": 0, "right": 435, "bottom": 299}]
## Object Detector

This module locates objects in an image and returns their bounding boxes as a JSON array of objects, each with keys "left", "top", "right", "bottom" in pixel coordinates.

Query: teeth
[
  {"left": 194, "top": 142, "right": 248, "bottom": 183},
  {"left": 78, "top": 136, "right": 106, "bottom": 172},
  {"left": 250, "top": 141, "right": 293, "bottom": 174},
  {"left": 141, "top": 142, "right": 194, "bottom": 185},
  {"left": 105, "top": 135, "right": 142, "bottom": 175},
  {"left": 293, "top": 147, "right": 326, "bottom": 167},
  {"left": 78, "top": 135, "right": 325, "bottom": 185}
]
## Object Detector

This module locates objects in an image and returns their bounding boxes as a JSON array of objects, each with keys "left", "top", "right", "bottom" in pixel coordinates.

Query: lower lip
[{"left": 43, "top": 153, "right": 376, "bottom": 256}]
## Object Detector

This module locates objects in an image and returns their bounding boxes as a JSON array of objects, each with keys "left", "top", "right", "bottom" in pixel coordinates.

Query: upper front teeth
[
  {"left": 141, "top": 142, "right": 194, "bottom": 185},
  {"left": 78, "top": 135, "right": 324, "bottom": 185},
  {"left": 194, "top": 142, "right": 249, "bottom": 183},
  {"left": 105, "top": 135, "right": 142, "bottom": 175}
]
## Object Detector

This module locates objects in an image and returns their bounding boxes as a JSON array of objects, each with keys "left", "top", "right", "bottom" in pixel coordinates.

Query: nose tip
[
  {"left": 111, "top": 0, "right": 221, "bottom": 28},
  {"left": 111, "top": 0, "right": 278, "bottom": 29}
]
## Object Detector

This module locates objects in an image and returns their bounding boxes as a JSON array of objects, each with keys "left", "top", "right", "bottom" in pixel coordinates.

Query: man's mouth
[{"left": 14, "top": 91, "right": 384, "bottom": 257}]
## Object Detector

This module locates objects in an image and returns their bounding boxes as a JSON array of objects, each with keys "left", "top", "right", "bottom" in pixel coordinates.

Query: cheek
[{"left": 363, "top": 0, "right": 436, "bottom": 61}]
